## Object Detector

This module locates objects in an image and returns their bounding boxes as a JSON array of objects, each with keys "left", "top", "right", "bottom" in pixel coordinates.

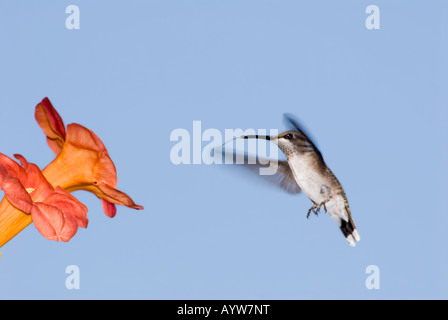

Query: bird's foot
[
  {"left": 306, "top": 201, "right": 329, "bottom": 219},
  {"left": 307, "top": 205, "right": 319, "bottom": 219},
  {"left": 316, "top": 201, "right": 328, "bottom": 213}
]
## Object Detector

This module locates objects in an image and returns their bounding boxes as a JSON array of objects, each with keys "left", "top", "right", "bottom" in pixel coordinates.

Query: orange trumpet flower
[
  {"left": 36, "top": 98, "right": 143, "bottom": 217},
  {"left": 0, "top": 98, "right": 143, "bottom": 247},
  {"left": 0, "top": 153, "right": 88, "bottom": 242}
]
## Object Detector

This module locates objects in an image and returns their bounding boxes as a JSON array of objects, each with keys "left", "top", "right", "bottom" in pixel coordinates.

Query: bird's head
[{"left": 242, "top": 130, "right": 301, "bottom": 158}]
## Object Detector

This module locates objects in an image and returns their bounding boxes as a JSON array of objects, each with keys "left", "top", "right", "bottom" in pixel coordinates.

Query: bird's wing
[
  {"left": 283, "top": 113, "right": 325, "bottom": 163},
  {"left": 267, "top": 160, "right": 302, "bottom": 194},
  {"left": 217, "top": 149, "right": 301, "bottom": 195}
]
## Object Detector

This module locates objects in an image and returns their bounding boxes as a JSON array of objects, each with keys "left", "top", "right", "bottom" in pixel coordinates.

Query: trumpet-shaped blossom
[
  {"left": 36, "top": 97, "right": 143, "bottom": 217},
  {"left": 0, "top": 153, "right": 88, "bottom": 241},
  {"left": 0, "top": 97, "right": 143, "bottom": 247}
]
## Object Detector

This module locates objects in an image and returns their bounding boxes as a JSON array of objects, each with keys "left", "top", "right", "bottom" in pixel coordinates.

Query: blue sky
[{"left": 0, "top": 1, "right": 447, "bottom": 299}]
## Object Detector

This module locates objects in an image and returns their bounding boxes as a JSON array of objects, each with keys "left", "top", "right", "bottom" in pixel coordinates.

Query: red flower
[
  {"left": 0, "top": 153, "right": 88, "bottom": 242},
  {"left": 36, "top": 97, "right": 143, "bottom": 217},
  {"left": 0, "top": 97, "right": 143, "bottom": 247}
]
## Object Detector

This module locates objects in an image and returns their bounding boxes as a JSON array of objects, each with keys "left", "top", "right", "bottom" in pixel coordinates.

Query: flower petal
[
  {"left": 0, "top": 153, "right": 27, "bottom": 181},
  {"left": 97, "top": 182, "right": 143, "bottom": 210},
  {"left": 0, "top": 166, "right": 34, "bottom": 213},
  {"left": 66, "top": 123, "right": 118, "bottom": 187},
  {"left": 13, "top": 154, "right": 52, "bottom": 200},
  {"left": 31, "top": 202, "right": 78, "bottom": 242},
  {"left": 35, "top": 97, "right": 66, "bottom": 155},
  {"left": 102, "top": 199, "right": 117, "bottom": 218},
  {"left": 0, "top": 154, "right": 34, "bottom": 213},
  {"left": 46, "top": 187, "right": 89, "bottom": 228}
]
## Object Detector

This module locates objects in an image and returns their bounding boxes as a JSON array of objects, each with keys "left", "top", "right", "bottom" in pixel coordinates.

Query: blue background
[{"left": 0, "top": 0, "right": 447, "bottom": 299}]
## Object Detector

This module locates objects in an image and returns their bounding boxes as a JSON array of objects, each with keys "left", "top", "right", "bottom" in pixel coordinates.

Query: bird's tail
[
  {"left": 326, "top": 197, "right": 360, "bottom": 247},
  {"left": 338, "top": 215, "right": 360, "bottom": 247}
]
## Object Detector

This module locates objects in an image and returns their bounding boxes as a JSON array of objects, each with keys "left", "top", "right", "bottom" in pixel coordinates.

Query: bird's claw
[
  {"left": 307, "top": 206, "right": 319, "bottom": 219},
  {"left": 306, "top": 201, "right": 328, "bottom": 219}
]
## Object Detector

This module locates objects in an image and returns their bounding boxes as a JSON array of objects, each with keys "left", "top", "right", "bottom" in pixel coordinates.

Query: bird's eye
[{"left": 284, "top": 134, "right": 293, "bottom": 140}]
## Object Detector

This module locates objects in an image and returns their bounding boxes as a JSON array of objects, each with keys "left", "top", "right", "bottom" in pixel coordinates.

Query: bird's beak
[{"left": 242, "top": 135, "right": 270, "bottom": 140}]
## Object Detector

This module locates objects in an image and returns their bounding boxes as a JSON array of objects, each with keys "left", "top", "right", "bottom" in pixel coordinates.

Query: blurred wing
[
  {"left": 260, "top": 159, "right": 301, "bottom": 194},
  {"left": 217, "top": 149, "right": 301, "bottom": 195},
  {"left": 283, "top": 113, "right": 324, "bottom": 162},
  {"left": 278, "top": 161, "right": 302, "bottom": 194}
]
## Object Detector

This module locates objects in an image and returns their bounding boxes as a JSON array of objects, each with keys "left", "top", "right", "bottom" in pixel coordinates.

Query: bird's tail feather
[
  {"left": 339, "top": 217, "right": 360, "bottom": 247},
  {"left": 326, "top": 198, "right": 360, "bottom": 247}
]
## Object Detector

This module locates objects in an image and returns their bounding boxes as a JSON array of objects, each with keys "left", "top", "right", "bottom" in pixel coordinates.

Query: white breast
[{"left": 288, "top": 155, "right": 328, "bottom": 204}]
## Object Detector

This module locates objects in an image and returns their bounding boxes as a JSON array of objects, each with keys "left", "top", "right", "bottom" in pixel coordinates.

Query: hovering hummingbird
[{"left": 226, "top": 114, "right": 360, "bottom": 247}]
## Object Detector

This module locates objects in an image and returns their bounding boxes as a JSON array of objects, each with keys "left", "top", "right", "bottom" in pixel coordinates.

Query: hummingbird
[{"left": 234, "top": 114, "right": 360, "bottom": 247}]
